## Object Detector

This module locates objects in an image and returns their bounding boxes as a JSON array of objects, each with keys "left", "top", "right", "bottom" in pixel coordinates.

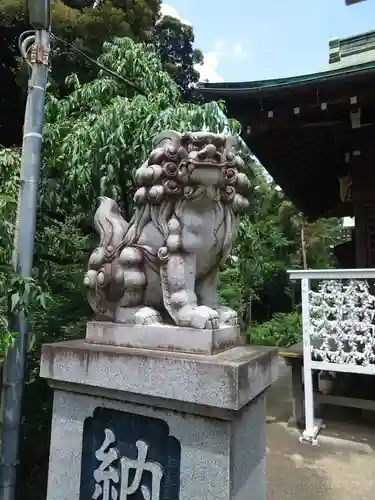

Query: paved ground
[{"left": 266, "top": 361, "right": 375, "bottom": 500}]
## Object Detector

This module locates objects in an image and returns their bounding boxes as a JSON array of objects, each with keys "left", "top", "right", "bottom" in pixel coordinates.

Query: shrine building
[{"left": 198, "top": 30, "right": 375, "bottom": 270}]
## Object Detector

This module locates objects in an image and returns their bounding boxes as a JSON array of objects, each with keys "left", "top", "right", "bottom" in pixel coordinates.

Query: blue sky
[{"left": 161, "top": 0, "right": 375, "bottom": 82}]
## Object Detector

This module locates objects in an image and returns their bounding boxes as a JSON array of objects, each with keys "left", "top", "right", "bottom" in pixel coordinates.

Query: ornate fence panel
[{"left": 289, "top": 269, "right": 375, "bottom": 444}]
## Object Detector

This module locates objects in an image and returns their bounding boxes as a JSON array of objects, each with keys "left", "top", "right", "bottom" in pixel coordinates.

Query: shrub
[{"left": 248, "top": 311, "right": 302, "bottom": 347}]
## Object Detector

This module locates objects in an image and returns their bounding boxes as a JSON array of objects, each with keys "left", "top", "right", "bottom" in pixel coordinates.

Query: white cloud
[
  {"left": 214, "top": 40, "right": 225, "bottom": 53},
  {"left": 232, "top": 43, "right": 245, "bottom": 57},
  {"left": 194, "top": 40, "right": 248, "bottom": 83},
  {"left": 194, "top": 52, "right": 224, "bottom": 83},
  {"left": 214, "top": 39, "right": 247, "bottom": 58},
  {"left": 159, "top": 3, "right": 191, "bottom": 26},
  {"left": 160, "top": 4, "right": 245, "bottom": 83}
]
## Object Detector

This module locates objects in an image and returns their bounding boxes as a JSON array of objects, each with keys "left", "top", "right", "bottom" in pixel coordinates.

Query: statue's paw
[
  {"left": 135, "top": 307, "right": 162, "bottom": 326},
  {"left": 218, "top": 306, "right": 238, "bottom": 326},
  {"left": 188, "top": 306, "right": 220, "bottom": 330}
]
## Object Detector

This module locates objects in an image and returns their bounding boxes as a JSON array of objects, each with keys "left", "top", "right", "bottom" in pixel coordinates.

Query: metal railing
[{"left": 289, "top": 268, "right": 375, "bottom": 444}]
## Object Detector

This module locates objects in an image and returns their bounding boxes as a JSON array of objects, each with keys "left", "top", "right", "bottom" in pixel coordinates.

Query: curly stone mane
[
  {"left": 84, "top": 130, "right": 252, "bottom": 326},
  {"left": 119, "top": 130, "right": 251, "bottom": 254}
]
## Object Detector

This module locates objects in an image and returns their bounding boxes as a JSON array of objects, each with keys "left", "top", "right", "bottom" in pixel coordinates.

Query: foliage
[
  {"left": 0, "top": 148, "right": 19, "bottom": 256},
  {"left": 219, "top": 170, "right": 348, "bottom": 328},
  {"left": 0, "top": 148, "right": 51, "bottom": 353},
  {"left": 0, "top": 0, "right": 351, "bottom": 497},
  {"left": 249, "top": 311, "right": 302, "bottom": 347},
  {"left": 0, "top": 37, "right": 243, "bottom": 500},
  {"left": 0, "top": 32, "right": 349, "bottom": 498},
  {"left": 152, "top": 14, "right": 203, "bottom": 100},
  {"left": 219, "top": 170, "right": 292, "bottom": 328},
  {"left": 0, "top": 0, "right": 161, "bottom": 146},
  {"left": 42, "top": 37, "right": 240, "bottom": 221},
  {"left": 1, "top": 36, "right": 242, "bottom": 354},
  {"left": 50, "top": 0, "right": 160, "bottom": 86},
  {"left": 278, "top": 198, "right": 347, "bottom": 270}
]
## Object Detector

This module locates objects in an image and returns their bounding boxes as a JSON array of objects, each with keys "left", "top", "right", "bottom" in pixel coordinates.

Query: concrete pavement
[{"left": 266, "top": 360, "right": 375, "bottom": 500}]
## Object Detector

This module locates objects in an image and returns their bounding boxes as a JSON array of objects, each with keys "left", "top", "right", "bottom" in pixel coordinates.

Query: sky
[{"left": 161, "top": 0, "right": 375, "bottom": 83}]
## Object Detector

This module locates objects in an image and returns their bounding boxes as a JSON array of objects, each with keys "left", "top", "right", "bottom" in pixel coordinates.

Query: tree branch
[{"left": 37, "top": 254, "right": 85, "bottom": 266}]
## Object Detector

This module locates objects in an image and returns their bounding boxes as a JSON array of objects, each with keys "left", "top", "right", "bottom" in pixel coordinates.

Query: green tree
[
  {"left": 152, "top": 14, "right": 203, "bottom": 99},
  {"left": 0, "top": 147, "right": 50, "bottom": 354},
  {"left": 0, "top": 36, "right": 242, "bottom": 499},
  {"left": 219, "top": 167, "right": 291, "bottom": 329},
  {"left": 278, "top": 198, "right": 347, "bottom": 270},
  {"left": 0, "top": 27, "right": 348, "bottom": 497},
  {"left": 219, "top": 167, "right": 349, "bottom": 330},
  {"left": 0, "top": 0, "right": 161, "bottom": 145}
]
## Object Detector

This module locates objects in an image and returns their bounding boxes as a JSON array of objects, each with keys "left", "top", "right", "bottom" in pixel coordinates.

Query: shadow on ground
[{"left": 265, "top": 360, "right": 375, "bottom": 500}]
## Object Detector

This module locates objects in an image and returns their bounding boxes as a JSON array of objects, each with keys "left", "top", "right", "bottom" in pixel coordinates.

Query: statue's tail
[
  {"left": 84, "top": 197, "right": 130, "bottom": 319},
  {"left": 94, "top": 196, "right": 129, "bottom": 250}
]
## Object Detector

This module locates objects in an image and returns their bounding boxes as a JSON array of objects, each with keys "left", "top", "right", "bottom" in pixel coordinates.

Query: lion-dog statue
[{"left": 84, "top": 130, "right": 251, "bottom": 329}]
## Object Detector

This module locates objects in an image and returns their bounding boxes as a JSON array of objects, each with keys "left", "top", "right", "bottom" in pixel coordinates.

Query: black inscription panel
[{"left": 80, "top": 408, "right": 181, "bottom": 500}]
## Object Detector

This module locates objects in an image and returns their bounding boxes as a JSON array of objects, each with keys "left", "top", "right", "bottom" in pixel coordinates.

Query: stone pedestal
[{"left": 40, "top": 324, "right": 278, "bottom": 500}]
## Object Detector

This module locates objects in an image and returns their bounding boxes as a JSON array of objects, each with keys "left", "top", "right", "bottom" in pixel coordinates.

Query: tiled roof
[{"left": 198, "top": 59, "right": 375, "bottom": 95}]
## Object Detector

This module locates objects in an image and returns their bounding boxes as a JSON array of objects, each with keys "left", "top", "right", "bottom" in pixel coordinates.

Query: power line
[{"left": 50, "top": 33, "right": 146, "bottom": 95}]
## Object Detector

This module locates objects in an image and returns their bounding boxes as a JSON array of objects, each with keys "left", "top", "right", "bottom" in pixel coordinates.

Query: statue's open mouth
[{"left": 188, "top": 158, "right": 227, "bottom": 168}]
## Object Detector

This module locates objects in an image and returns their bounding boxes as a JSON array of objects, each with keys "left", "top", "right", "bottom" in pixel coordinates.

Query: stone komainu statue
[{"left": 84, "top": 130, "right": 251, "bottom": 329}]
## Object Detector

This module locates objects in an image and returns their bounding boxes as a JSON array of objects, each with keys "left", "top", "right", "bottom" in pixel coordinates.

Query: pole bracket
[{"left": 30, "top": 43, "right": 50, "bottom": 65}]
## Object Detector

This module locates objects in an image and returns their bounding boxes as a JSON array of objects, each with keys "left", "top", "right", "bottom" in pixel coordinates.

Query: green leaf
[{"left": 11, "top": 292, "right": 20, "bottom": 312}]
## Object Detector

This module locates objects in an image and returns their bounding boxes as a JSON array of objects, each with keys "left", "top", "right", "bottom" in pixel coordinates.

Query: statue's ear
[
  {"left": 153, "top": 130, "right": 181, "bottom": 149},
  {"left": 225, "top": 135, "right": 239, "bottom": 152}
]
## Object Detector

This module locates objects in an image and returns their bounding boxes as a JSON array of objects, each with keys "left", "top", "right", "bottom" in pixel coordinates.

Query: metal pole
[{"left": 0, "top": 29, "right": 50, "bottom": 500}]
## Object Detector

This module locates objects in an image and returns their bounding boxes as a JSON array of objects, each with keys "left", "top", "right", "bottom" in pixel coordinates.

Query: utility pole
[{"left": 0, "top": 2, "right": 50, "bottom": 500}]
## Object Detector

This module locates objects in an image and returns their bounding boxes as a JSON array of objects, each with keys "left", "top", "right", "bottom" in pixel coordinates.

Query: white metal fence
[{"left": 289, "top": 268, "right": 375, "bottom": 444}]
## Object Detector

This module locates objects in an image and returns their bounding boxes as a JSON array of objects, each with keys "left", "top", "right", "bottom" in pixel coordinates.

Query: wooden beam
[
  {"left": 228, "top": 93, "right": 375, "bottom": 135},
  {"left": 225, "top": 82, "right": 375, "bottom": 117}
]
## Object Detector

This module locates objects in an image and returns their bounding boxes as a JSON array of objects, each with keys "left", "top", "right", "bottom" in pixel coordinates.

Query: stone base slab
[
  {"left": 40, "top": 340, "right": 278, "bottom": 411},
  {"left": 46, "top": 389, "right": 267, "bottom": 500},
  {"left": 85, "top": 320, "right": 240, "bottom": 354}
]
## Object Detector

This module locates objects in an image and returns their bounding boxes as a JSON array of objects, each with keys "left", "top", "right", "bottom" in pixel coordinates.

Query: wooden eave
[
  {"left": 197, "top": 59, "right": 375, "bottom": 96},
  {"left": 198, "top": 62, "right": 375, "bottom": 220}
]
